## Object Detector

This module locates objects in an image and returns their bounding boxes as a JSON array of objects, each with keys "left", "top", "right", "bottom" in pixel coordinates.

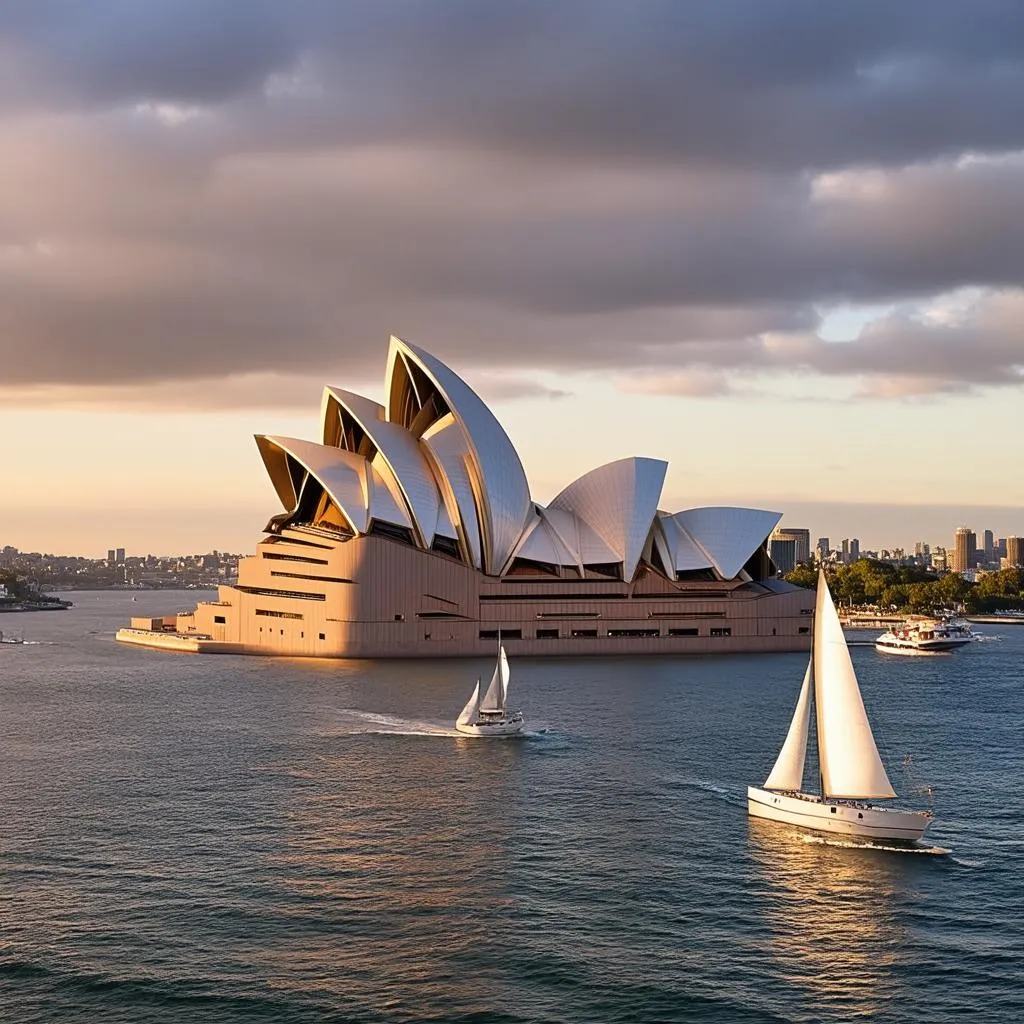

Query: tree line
[{"left": 783, "top": 559, "right": 1024, "bottom": 614}]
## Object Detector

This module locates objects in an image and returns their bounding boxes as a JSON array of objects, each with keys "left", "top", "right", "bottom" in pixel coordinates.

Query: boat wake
[
  {"left": 336, "top": 710, "right": 458, "bottom": 737},
  {"left": 332, "top": 709, "right": 553, "bottom": 740},
  {"left": 676, "top": 779, "right": 746, "bottom": 807},
  {"left": 950, "top": 855, "right": 986, "bottom": 868},
  {"left": 799, "top": 834, "right": 952, "bottom": 855}
]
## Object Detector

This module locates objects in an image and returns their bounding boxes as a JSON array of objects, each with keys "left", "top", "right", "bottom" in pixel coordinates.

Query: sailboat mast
[{"left": 813, "top": 569, "right": 825, "bottom": 799}]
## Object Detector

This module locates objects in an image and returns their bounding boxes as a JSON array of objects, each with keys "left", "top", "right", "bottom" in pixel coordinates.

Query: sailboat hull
[
  {"left": 747, "top": 787, "right": 932, "bottom": 844},
  {"left": 454, "top": 718, "right": 524, "bottom": 737}
]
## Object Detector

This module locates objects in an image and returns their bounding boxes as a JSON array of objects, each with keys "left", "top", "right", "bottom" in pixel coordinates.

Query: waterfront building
[
  {"left": 951, "top": 527, "right": 977, "bottom": 574},
  {"left": 770, "top": 527, "right": 810, "bottom": 566},
  {"left": 1008, "top": 536, "right": 1023, "bottom": 568},
  {"left": 119, "top": 338, "right": 812, "bottom": 659},
  {"left": 107, "top": 549, "right": 116, "bottom": 564},
  {"left": 115, "top": 547, "right": 125, "bottom": 565},
  {"left": 768, "top": 538, "right": 797, "bottom": 574}
]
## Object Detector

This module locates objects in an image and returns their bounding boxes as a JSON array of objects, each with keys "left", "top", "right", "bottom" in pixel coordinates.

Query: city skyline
[
  {"left": 4, "top": 501, "right": 1022, "bottom": 564},
  {"left": 2, "top": 6, "right": 1023, "bottom": 554}
]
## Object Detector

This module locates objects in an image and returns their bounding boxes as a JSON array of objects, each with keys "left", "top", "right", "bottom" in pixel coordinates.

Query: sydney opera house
[{"left": 118, "top": 337, "right": 812, "bottom": 658}]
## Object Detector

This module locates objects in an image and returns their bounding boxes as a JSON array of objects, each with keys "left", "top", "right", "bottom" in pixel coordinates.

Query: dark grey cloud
[
  {"left": 5, "top": 2, "right": 1024, "bottom": 171},
  {"left": 2, "top": 1, "right": 1024, "bottom": 402}
]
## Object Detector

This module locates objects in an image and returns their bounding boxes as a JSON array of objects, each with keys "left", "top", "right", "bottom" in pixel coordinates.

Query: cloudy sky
[{"left": 2, "top": 1, "right": 1022, "bottom": 555}]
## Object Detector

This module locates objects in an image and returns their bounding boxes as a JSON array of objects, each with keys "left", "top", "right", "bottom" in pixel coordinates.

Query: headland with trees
[{"left": 784, "top": 558, "right": 1024, "bottom": 614}]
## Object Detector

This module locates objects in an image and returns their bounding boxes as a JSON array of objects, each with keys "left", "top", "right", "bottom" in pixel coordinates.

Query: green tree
[
  {"left": 784, "top": 564, "right": 818, "bottom": 589},
  {"left": 933, "top": 572, "right": 972, "bottom": 609},
  {"left": 879, "top": 583, "right": 909, "bottom": 610}
]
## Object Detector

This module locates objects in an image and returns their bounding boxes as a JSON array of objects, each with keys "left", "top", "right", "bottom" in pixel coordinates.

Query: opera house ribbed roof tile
[{"left": 255, "top": 337, "right": 783, "bottom": 583}]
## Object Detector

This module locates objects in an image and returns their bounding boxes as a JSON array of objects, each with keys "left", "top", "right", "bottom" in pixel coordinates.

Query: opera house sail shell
[{"left": 118, "top": 337, "right": 813, "bottom": 658}]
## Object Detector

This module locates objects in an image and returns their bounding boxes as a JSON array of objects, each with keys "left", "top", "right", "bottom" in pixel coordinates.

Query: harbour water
[{"left": 2, "top": 591, "right": 1022, "bottom": 1022}]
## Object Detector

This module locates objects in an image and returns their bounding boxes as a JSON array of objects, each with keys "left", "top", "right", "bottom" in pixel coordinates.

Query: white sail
[
  {"left": 498, "top": 646, "right": 510, "bottom": 705},
  {"left": 479, "top": 645, "right": 506, "bottom": 712},
  {"left": 456, "top": 681, "right": 480, "bottom": 726},
  {"left": 763, "top": 658, "right": 812, "bottom": 792},
  {"left": 813, "top": 570, "right": 896, "bottom": 800}
]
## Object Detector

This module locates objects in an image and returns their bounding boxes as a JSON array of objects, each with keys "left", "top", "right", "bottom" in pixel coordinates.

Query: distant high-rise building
[
  {"left": 841, "top": 538, "right": 850, "bottom": 563},
  {"left": 914, "top": 540, "right": 931, "bottom": 558},
  {"left": 1007, "top": 536, "right": 1023, "bottom": 568},
  {"left": 951, "top": 527, "right": 976, "bottom": 574},
  {"left": 816, "top": 537, "right": 830, "bottom": 561},
  {"left": 983, "top": 530, "right": 994, "bottom": 564},
  {"left": 849, "top": 538, "right": 860, "bottom": 562},
  {"left": 769, "top": 538, "right": 797, "bottom": 574},
  {"left": 997, "top": 538, "right": 1007, "bottom": 560},
  {"left": 770, "top": 527, "right": 811, "bottom": 565},
  {"left": 107, "top": 549, "right": 116, "bottom": 564},
  {"left": 115, "top": 547, "right": 125, "bottom": 564}
]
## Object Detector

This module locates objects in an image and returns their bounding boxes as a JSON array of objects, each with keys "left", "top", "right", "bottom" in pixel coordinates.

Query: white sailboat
[
  {"left": 748, "top": 568, "right": 933, "bottom": 844},
  {"left": 454, "top": 643, "right": 524, "bottom": 737}
]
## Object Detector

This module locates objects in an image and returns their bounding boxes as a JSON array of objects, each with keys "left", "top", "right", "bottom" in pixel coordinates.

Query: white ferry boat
[{"left": 875, "top": 616, "right": 974, "bottom": 656}]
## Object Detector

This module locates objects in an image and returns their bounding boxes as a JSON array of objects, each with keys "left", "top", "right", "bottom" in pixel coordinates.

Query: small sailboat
[
  {"left": 455, "top": 643, "right": 525, "bottom": 737},
  {"left": 748, "top": 569, "right": 933, "bottom": 844}
]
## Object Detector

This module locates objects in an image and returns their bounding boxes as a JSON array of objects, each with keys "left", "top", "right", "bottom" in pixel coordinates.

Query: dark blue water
[{"left": 1, "top": 592, "right": 1022, "bottom": 1023}]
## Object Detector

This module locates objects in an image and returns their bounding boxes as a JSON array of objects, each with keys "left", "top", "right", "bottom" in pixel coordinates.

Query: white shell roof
[
  {"left": 321, "top": 386, "right": 442, "bottom": 546},
  {"left": 532, "top": 505, "right": 616, "bottom": 569},
  {"left": 259, "top": 436, "right": 369, "bottom": 533},
  {"left": 254, "top": 340, "right": 790, "bottom": 584},
  {"left": 433, "top": 497, "right": 458, "bottom": 540},
  {"left": 549, "top": 457, "right": 668, "bottom": 579},
  {"left": 365, "top": 459, "right": 414, "bottom": 531},
  {"left": 388, "top": 337, "right": 532, "bottom": 575},
  {"left": 255, "top": 434, "right": 298, "bottom": 511},
  {"left": 658, "top": 512, "right": 714, "bottom": 572},
  {"left": 514, "top": 511, "right": 580, "bottom": 567},
  {"left": 420, "top": 415, "right": 483, "bottom": 570},
  {"left": 258, "top": 435, "right": 413, "bottom": 535},
  {"left": 320, "top": 386, "right": 382, "bottom": 440},
  {"left": 670, "top": 506, "right": 782, "bottom": 579}
]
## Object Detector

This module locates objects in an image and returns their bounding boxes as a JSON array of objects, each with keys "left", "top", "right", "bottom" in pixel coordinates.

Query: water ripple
[{"left": 1, "top": 592, "right": 1021, "bottom": 1022}]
